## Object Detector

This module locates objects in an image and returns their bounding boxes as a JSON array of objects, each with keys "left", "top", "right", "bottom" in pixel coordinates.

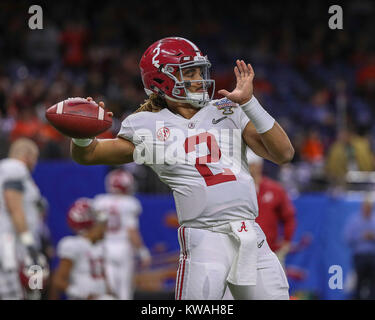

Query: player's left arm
[{"left": 219, "top": 60, "right": 294, "bottom": 165}]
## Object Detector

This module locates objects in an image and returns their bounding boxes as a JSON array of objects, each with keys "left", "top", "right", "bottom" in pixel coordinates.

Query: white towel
[
  {"left": 210, "top": 220, "right": 258, "bottom": 286},
  {"left": 227, "top": 220, "right": 257, "bottom": 286}
]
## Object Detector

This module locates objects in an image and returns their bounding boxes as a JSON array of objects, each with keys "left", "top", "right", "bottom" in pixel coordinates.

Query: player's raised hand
[{"left": 218, "top": 60, "right": 255, "bottom": 105}]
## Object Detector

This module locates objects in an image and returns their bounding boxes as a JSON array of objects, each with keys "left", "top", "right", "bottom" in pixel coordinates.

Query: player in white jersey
[
  {"left": 0, "top": 138, "right": 46, "bottom": 300},
  {"left": 50, "top": 198, "right": 114, "bottom": 300},
  {"left": 92, "top": 169, "right": 151, "bottom": 299},
  {"left": 70, "top": 37, "right": 294, "bottom": 299}
]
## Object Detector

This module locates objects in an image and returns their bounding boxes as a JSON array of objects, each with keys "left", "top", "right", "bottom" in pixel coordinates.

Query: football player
[
  {"left": 49, "top": 198, "right": 114, "bottom": 300},
  {"left": 92, "top": 168, "right": 151, "bottom": 300},
  {"left": 0, "top": 138, "right": 45, "bottom": 300},
  {"left": 70, "top": 37, "right": 294, "bottom": 299}
]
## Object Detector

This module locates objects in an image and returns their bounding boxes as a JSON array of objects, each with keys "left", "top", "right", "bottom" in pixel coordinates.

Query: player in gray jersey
[
  {"left": 0, "top": 138, "right": 45, "bottom": 299},
  {"left": 69, "top": 37, "right": 294, "bottom": 299}
]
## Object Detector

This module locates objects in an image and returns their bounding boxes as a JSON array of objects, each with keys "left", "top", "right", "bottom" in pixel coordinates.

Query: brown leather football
[{"left": 45, "top": 98, "right": 112, "bottom": 138}]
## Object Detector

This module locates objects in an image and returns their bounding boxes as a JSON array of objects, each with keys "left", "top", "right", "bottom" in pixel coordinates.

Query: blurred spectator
[
  {"left": 356, "top": 54, "right": 375, "bottom": 99},
  {"left": 302, "top": 89, "right": 335, "bottom": 139},
  {"left": 344, "top": 194, "right": 375, "bottom": 300},
  {"left": 325, "top": 128, "right": 375, "bottom": 188},
  {"left": 300, "top": 128, "right": 325, "bottom": 164},
  {"left": 9, "top": 111, "right": 40, "bottom": 142},
  {"left": 25, "top": 21, "right": 60, "bottom": 72},
  {"left": 60, "top": 21, "right": 88, "bottom": 69}
]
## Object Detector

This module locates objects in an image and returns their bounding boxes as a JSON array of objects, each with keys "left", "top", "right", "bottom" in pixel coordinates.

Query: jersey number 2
[{"left": 184, "top": 132, "right": 236, "bottom": 186}]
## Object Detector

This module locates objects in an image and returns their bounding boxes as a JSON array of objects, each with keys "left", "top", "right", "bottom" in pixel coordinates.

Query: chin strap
[
  {"left": 186, "top": 91, "right": 210, "bottom": 108},
  {"left": 164, "top": 92, "right": 210, "bottom": 109}
]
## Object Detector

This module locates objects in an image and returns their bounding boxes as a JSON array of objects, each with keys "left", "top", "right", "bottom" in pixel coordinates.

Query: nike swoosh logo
[
  {"left": 212, "top": 116, "right": 227, "bottom": 124},
  {"left": 257, "top": 240, "right": 264, "bottom": 248}
]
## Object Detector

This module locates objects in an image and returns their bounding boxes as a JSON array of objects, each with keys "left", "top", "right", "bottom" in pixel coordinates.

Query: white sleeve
[
  {"left": 2, "top": 161, "right": 28, "bottom": 185},
  {"left": 117, "top": 114, "right": 155, "bottom": 166},
  {"left": 237, "top": 107, "right": 250, "bottom": 132},
  {"left": 57, "top": 237, "right": 79, "bottom": 261},
  {"left": 117, "top": 115, "right": 146, "bottom": 146},
  {"left": 117, "top": 117, "right": 135, "bottom": 142}
]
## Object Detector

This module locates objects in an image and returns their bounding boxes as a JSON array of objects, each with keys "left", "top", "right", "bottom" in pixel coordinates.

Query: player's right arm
[
  {"left": 71, "top": 137, "right": 135, "bottom": 165},
  {"left": 71, "top": 97, "right": 137, "bottom": 166}
]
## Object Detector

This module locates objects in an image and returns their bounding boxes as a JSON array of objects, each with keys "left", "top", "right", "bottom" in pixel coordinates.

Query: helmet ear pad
[{"left": 144, "top": 68, "right": 185, "bottom": 98}]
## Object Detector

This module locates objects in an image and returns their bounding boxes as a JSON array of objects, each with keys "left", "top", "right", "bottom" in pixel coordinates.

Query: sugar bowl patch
[{"left": 213, "top": 98, "right": 237, "bottom": 115}]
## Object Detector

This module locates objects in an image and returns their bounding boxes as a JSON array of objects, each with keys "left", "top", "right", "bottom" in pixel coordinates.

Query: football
[{"left": 45, "top": 98, "right": 112, "bottom": 138}]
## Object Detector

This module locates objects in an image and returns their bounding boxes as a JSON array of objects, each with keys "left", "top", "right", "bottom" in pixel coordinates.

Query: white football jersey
[
  {"left": 0, "top": 158, "right": 41, "bottom": 247},
  {"left": 92, "top": 194, "right": 141, "bottom": 243},
  {"left": 118, "top": 98, "right": 259, "bottom": 228},
  {"left": 57, "top": 236, "right": 107, "bottom": 299}
]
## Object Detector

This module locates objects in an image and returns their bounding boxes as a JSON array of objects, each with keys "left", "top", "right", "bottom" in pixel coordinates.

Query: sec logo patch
[{"left": 157, "top": 127, "right": 170, "bottom": 141}]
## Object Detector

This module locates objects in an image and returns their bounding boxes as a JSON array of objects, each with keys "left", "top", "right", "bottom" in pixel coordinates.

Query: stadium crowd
[{"left": 0, "top": 0, "right": 374, "bottom": 194}]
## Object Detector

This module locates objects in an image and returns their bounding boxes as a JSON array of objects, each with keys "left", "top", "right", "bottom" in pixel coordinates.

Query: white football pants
[
  {"left": 105, "top": 242, "right": 135, "bottom": 300},
  {"left": 175, "top": 222, "right": 289, "bottom": 300},
  {"left": 0, "top": 233, "right": 23, "bottom": 300}
]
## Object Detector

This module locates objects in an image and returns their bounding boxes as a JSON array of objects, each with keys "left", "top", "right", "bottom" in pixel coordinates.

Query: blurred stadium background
[{"left": 1, "top": 0, "right": 375, "bottom": 299}]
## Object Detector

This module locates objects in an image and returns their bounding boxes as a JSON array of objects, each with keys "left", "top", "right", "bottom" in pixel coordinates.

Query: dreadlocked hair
[{"left": 134, "top": 93, "right": 168, "bottom": 114}]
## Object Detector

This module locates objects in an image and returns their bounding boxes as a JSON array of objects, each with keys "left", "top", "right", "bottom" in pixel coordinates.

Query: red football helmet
[
  {"left": 139, "top": 37, "right": 215, "bottom": 108},
  {"left": 67, "top": 198, "right": 107, "bottom": 232},
  {"left": 105, "top": 169, "right": 135, "bottom": 195}
]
